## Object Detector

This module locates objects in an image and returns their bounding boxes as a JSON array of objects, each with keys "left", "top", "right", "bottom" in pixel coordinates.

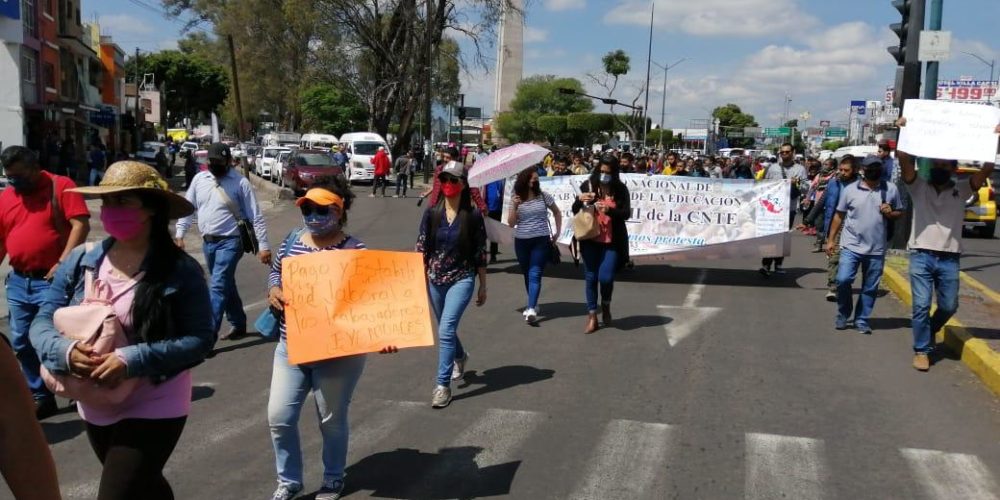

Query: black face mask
[
  {"left": 531, "top": 181, "right": 540, "bottom": 191},
  {"left": 929, "top": 167, "right": 952, "bottom": 186},
  {"left": 6, "top": 175, "right": 34, "bottom": 193},
  {"left": 862, "top": 167, "right": 881, "bottom": 181}
]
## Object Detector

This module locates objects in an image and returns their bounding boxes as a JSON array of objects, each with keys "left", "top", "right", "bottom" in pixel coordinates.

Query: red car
[{"left": 280, "top": 149, "right": 344, "bottom": 195}]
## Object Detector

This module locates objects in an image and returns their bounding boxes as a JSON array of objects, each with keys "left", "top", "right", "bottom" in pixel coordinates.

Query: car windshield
[
  {"left": 264, "top": 149, "right": 278, "bottom": 158},
  {"left": 353, "top": 142, "right": 382, "bottom": 156},
  {"left": 297, "top": 153, "right": 333, "bottom": 166}
]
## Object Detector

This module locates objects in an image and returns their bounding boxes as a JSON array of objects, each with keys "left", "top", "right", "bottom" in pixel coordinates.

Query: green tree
[
  {"left": 600, "top": 49, "right": 630, "bottom": 95},
  {"left": 494, "top": 111, "right": 535, "bottom": 144},
  {"left": 510, "top": 75, "right": 593, "bottom": 115},
  {"left": 712, "top": 104, "right": 758, "bottom": 148},
  {"left": 646, "top": 129, "right": 672, "bottom": 147},
  {"left": 821, "top": 140, "right": 845, "bottom": 151},
  {"left": 299, "top": 83, "right": 368, "bottom": 134},
  {"left": 536, "top": 115, "right": 568, "bottom": 145},
  {"left": 125, "top": 50, "right": 229, "bottom": 126},
  {"left": 567, "top": 112, "right": 615, "bottom": 144},
  {"left": 588, "top": 49, "right": 645, "bottom": 140}
]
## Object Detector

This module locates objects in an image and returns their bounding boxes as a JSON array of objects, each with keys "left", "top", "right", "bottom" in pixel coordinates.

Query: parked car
[
  {"left": 273, "top": 150, "right": 292, "bottom": 183},
  {"left": 339, "top": 132, "right": 391, "bottom": 184},
  {"left": 281, "top": 149, "right": 343, "bottom": 194},
  {"left": 180, "top": 141, "right": 199, "bottom": 153},
  {"left": 959, "top": 167, "right": 997, "bottom": 237},
  {"left": 254, "top": 146, "right": 291, "bottom": 179},
  {"left": 136, "top": 141, "right": 165, "bottom": 166}
]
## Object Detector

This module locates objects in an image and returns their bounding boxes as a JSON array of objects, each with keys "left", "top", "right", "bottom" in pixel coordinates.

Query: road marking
[
  {"left": 449, "top": 408, "right": 543, "bottom": 467},
  {"left": 901, "top": 448, "right": 1000, "bottom": 500},
  {"left": 657, "top": 269, "right": 720, "bottom": 347},
  {"left": 348, "top": 400, "right": 424, "bottom": 460},
  {"left": 570, "top": 419, "right": 673, "bottom": 500},
  {"left": 745, "top": 433, "right": 826, "bottom": 500},
  {"left": 683, "top": 269, "right": 708, "bottom": 307}
]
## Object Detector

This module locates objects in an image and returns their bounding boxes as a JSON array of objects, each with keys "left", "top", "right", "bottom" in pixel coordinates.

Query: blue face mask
[
  {"left": 599, "top": 173, "right": 612, "bottom": 184},
  {"left": 304, "top": 213, "right": 341, "bottom": 237}
]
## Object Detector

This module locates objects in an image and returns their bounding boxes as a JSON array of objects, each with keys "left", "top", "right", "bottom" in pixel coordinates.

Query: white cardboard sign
[{"left": 898, "top": 99, "right": 1000, "bottom": 163}]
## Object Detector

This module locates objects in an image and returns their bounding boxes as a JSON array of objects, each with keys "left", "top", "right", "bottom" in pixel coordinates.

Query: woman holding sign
[
  {"left": 572, "top": 155, "right": 632, "bottom": 334},
  {"left": 416, "top": 161, "right": 488, "bottom": 409},
  {"left": 265, "top": 177, "right": 397, "bottom": 500},
  {"left": 508, "top": 167, "right": 562, "bottom": 324}
]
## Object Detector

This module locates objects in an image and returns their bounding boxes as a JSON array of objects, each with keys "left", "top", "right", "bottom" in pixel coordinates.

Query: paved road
[
  {"left": 960, "top": 229, "right": 1000, "bottom": 292},
  {"left": 3, "top": 193, "right": 999, "bottom": 500}
]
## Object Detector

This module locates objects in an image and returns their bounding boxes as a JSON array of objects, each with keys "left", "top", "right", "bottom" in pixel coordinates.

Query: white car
[
  {"left": 255, "top": 146, "right": 291, "bottom": 179},
  {"left": 180, "top": 141, "right": 199, "bottom": 153},
  {"left": 340, "top": 132, "right": 390, "bottom": 184},
  {"left": 273, "top": 151, "right": 291, "bottom": 183},
  {"left": 136, "top": 141, "right": 165, "bottom": 166}
]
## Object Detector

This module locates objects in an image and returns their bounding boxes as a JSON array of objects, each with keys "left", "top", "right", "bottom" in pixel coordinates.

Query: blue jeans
[
  {"left": 909, "top": 250, "right": 960, "bottom": 353},
  {"left": 835, "top": 249, "right": 885, "bottom": 328},
  {"left": 5, "top": 271, "right": 53, "bottom": 400},
  {"left": 89, "top": 168, "right": 104, "bottom": 186},
  {"left": 268, "top": 340, "right": 366, "bottom": 490},
  {"left": 580, "top": 242, "right": 618, "bottom": 313},
  {"left": 203, "top": 236, "right": 246, "bottom": 333},
  {"left": 515, "top": 236, "right": 550, "bottom": 310},
  {"left": 428, "top": 276, "right": 475, "bottom": 387}
]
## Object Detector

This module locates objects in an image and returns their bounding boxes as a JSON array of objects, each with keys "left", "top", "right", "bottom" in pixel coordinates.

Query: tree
[
  {"left": 821, "top": 140, "right": 845, "bottom": 151},
  {"left": 299, "top": 83, "right": 368, "bottom": 134},
  {"left": 494, "top": 111, "right": 534, "bottom": 144},
  {"left": 587, "top": 49, "right": 646, "bottom": 140},
  {"left": 536, "top": 115, "right": 567, "bottom": 145},
  {"left": 510, "top": 76, "right": 593, "bottom": 115},
  {"left": 567, "top": 112, "right": 615, "bottom": 144},
  {"left": 712, "top": 104, "right": 758, "bottom": 148},
  {"left": 646, "top": 129, "right": 672, "bottom": 147},
  {"left": 600, "top": 49, "right": 630, "bottom": 95},
  {"left": 125, "top": 50, "right": 229, "bottom": 126}
]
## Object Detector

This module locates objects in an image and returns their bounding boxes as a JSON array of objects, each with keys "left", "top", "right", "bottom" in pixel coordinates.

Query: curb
[
  {"left": 882, "top": 264, "right": 1000, "bottom": 397},
  {"left": 246, "top": 171, "right": 296, "bottom": 201}
]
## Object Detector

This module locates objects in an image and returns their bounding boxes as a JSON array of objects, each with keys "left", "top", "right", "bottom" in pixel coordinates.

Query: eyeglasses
[
  {"left": 440, "top": 176, "right": 462, "bottom": 185},
  {"left": 300, "top": 204, "right": 332, "bottom": 217}
]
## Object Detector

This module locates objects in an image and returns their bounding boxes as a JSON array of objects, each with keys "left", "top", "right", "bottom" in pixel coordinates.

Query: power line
[{"left": 124, "top": 0, "right": 212, "bottom": 35}]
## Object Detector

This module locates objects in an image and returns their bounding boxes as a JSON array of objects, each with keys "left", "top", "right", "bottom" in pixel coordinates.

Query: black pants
[
  {"left": 762, "top": 210, "right": 797, "bottom": 269},
  {"left": 410, "top": 170, "right": 416, "bottom": 189},
  {"left": 396, "top": 174, "right": 408, "bottom": 196},
  {"left": 372, "top": 175, "right": 387, "bottom": 196},
  {"left": 86, "top": 417, "right": 187, "bottom": 500},
  {"left": 488, "top": 209, "right": 502, "bottom": 261}
]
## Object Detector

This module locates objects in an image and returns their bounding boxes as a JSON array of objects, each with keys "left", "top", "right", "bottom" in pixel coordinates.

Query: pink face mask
[{"left": 100, "top": 206, "right": 145, "bottom": 240}]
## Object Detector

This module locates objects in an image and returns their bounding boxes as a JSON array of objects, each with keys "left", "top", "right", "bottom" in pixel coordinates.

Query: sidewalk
[{"left": 882, "top": 252, "right": 1000, "bottom": 396}]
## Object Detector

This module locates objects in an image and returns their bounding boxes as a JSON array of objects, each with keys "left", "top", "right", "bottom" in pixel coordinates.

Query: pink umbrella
[{"left": 466, "top": 143, "right": 551, "bottom": 187}]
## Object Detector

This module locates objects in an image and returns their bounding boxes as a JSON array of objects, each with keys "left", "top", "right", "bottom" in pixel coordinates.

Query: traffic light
[
  {"left": 458, "top": 107, "right": 467, "bottom": 121},
  {"left": 887, "top": 0, "right": 925, "bottom": 108}
]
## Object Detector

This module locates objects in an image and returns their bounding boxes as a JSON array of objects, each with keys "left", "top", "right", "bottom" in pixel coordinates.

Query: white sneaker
[
  {"left": 431, "top": 385, "right": 452, "bottom": 408},
  {"left": 452, "top": 352, "right": 468, "bottom": 381},
  {"left": 524, "top": 308, "right": 537, "bottom": 323}
]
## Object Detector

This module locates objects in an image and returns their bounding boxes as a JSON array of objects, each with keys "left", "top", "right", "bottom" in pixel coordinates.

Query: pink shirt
[
  {"left": 78, "top": 264, "right": 192, "bottom": 426},
  {"left": 596, "top": 196, "right": 616, "bottom": 244}
]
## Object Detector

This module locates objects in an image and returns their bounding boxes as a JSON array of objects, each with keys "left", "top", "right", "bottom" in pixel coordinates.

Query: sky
[{"left": 90, "top": 0, "right": 999, "bottom": 130}]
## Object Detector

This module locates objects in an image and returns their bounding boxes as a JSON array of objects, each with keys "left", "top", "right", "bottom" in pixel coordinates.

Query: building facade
[{"left": 0, "top": 0, "right": 24, "bottom": 150}]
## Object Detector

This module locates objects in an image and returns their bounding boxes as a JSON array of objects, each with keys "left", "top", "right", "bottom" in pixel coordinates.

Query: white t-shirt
[{"left": 906, "top": 179, "right": 973, "bottom": 254}]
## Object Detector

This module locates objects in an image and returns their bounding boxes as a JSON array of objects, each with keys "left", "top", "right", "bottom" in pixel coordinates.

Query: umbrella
[{"left": 466, "top": 143, "right": 551, "bottom": 187}]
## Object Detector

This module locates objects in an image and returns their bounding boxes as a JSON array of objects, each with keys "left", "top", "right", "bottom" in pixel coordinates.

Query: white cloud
[
  {"left": 545, "top": 0, "right": 586, "bottom": 11},
  {"left": 98, "top": 14, "right": 155, "bottom": 37},
  {"left": 523, "top": 26, "right": 548, "bottom": 44},
  {"left": 604, "top": 0, "right": 819, "bottom": 38}
]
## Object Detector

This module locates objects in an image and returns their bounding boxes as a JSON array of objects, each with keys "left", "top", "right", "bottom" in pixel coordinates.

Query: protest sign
[
  {"left": 898, "top": 99, "right": 1000, "bottom": 163},
  {"left": 283, "top": 250, "right": 434, "bottom": 364},
  {"left": 500, "top": 174, "right": 792, "bottom": 262}
]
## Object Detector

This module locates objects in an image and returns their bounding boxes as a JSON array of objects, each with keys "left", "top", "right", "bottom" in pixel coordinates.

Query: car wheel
[{"left": 981, "top": 221, "right": 996, "bottom": 238}]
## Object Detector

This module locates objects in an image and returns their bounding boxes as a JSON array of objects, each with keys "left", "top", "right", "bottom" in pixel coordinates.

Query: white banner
[
  {"left": 899, "top": 99, "right": 1000, "bottom": 163},
  {"left": 496, "top": 174, "right": 792, "bottom": 262}
]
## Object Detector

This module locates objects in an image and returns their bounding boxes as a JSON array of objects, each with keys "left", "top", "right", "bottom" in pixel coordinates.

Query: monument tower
[{"left": 493, "top": 0, "right": 523, "bottom": 115}]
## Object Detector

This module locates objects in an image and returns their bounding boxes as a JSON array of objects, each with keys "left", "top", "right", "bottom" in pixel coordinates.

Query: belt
[
  {"left": 13, "top": 269, "right": 49, "bottom": 280},
  {"left": 914, "top": 248, "right": 960, "bottom": 258},
  {"left": 203, "top": 234, "right": 239, "bottom": 243}
]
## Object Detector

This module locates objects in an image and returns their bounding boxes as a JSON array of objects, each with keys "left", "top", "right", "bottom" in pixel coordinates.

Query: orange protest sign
[{"left": 282, "top": 249, "right": 434, "bottom": 364}]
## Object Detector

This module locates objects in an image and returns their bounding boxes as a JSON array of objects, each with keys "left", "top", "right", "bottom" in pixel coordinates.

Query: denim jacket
[{"left": 29, "top": 238, "right": 215, "bottom": 383}]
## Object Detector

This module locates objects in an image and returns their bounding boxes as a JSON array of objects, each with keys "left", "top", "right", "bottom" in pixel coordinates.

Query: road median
[{"left": 883, "top": 255, "right": 1000, "bottom": 397}]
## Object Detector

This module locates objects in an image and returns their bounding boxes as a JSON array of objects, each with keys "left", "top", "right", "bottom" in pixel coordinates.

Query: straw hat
[{"left": 68, "top": 161, "right": 195, "bottom": 219}]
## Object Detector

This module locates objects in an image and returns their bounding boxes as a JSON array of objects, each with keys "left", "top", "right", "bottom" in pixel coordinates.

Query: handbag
[
  {"left": 545, "top": 204, "right": 561, "bottom": 265},
  {"left": 40, "top": 252, "right": 142, "bottom": 406},
  {"left": 254, "top": 228, "right": 303, "bottom": 339},
  {"left": 214, "top": 183, "right": 259, "bottom": 255},
  {"left": 573, "top": 191, "right": 601, "bottom": 241}
]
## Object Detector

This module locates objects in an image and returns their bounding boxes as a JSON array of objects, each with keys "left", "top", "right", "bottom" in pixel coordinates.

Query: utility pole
[
  {"left": 641, "top": 1, "right": 654, "bottom": 151},
  {"left": 226, "top": 34, "right": 248, "bottom": 175},
  {"left": 134, "top": 47, "right": 141, "bottom": 154},
  {"left": 458, "top": 93, "right": 466, "bottom": 148},
  {"left": 424, "top": 0, "right": 434, "bottom": 183},
  {"left": 922, "top": 0, "right": 942, "bottom": 100},
  {"left": 652, "top": 58, "right": 687, "bottom": 150},
  {"left": 963, "top": 51, "right": 996, "bottom": 104}
]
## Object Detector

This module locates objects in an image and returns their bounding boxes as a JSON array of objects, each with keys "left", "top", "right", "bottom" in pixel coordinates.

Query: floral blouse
[{"left": 415, "top": 208, "right": 488, "bottom": 286}]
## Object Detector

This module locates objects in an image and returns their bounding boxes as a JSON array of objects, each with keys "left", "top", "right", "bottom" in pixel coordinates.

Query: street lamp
[
  {"left": 651, "top": 57, "right": 687, "bottom": 149},
  {"left": 961, "top": 51, "right": 996, "bottom": 104}
]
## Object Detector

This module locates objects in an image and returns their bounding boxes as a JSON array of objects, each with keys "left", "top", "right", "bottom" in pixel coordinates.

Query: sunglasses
[
  {"left": 300, "top": 204, "right": 334, "bottom": 217},
  {"left": 439, "top": 176, "right": 462, "bottom": 185}
]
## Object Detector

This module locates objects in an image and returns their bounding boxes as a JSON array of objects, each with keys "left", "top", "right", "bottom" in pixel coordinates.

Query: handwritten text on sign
[
  {"left": 898, "top": 99, "right": 1000, "bottom": 163},
  {"left": 283, "top": 250, "right": 434, "bottom": 364}
]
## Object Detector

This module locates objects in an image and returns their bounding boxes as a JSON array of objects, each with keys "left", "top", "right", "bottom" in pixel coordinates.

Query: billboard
[
  {"left": 0, "top": 0, "right": 19, "bottom": 20},
  {"left": 886, "top": 81, "right": 999, "bottom": 105}
]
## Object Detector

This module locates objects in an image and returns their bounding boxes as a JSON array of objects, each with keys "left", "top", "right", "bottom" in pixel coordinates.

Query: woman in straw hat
[{"left": 29, "top": 161, "right": 215, "bottom": 500}]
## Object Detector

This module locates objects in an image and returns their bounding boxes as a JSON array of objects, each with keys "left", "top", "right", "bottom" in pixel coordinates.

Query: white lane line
[
  {"left": 570, "top": 419, "right": 673, "bottom": 500},
  {"left": 451, "top": 408, "right": 543, "bottom": 467},
  {"left": 745, "top": 433, "right": 826, "bottom": 500},
  {"left": 682, "top": 269, "right": 708, "bottom": 307},
  {"left": 347, "top": 400, "right": 424, "bottom": 460},
  {"left": 901, "top": 448, "right": 1000, "bottom": 500}
]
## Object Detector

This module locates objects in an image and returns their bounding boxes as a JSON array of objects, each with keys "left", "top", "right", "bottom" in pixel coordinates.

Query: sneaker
[
  {"left": 758, "top": 266, "right": 770, "bottom": 277},
  {"left": 452, "top": 352, "right": 469, "bottom": 381},
  {"left": 524, "top": 308, "right": 537, "bottom": 324},
  {"left": 393, "top": 194, "right": 399, "bottom": 198},
  {"left": 431, "top": 385, "right": 452, "bottom": 408},
  {"left": 835, "top": 319, "right": 848, "bottom": 330},
  {"left": 368, "top": 193, "right": 375, "bottom": 198},
  {"left": 315, "top": 479, "right": 344, "bottom": 500},
  {"left": 856, "top": 323, "right": 872, "bottom": 335},
  {"left": 773, "top": 266, "right": 787, "bottom": 275},
  {"left": 271, "top": 483, "right": 302, "bottom": 500},
  {"left": 219, "top": 326, "right": 246, "bottom": 341},
  {"left": 825, "top": 290, "right": 837, "bottom": 302},
  {"left": 913, "top": 353, "right": 930, "bottom": 372}
]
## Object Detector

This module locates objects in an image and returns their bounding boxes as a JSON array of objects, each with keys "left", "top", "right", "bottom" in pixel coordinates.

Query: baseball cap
[
  {"left": 439, "top": 160, "right": 465, "bottom": 179},
  {"left": 207, "top": 142, "right": 232, "bottom": 160},
  {"left": 295, "top": 188, "right": 345, "bottom": 212},
  {"left": 861, "top": 155, "right": 883, "bottom": 169}
]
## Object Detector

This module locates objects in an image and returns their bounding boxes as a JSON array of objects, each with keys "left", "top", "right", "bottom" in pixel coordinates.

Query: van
[
  {"left": 300, "top": 133, "right": 339, "bottom": 151},
  {"left": 340, "top": 132, "right": 391, "bottom": 183},
  {"left": 832, "top": 145, "right": 878, "bottom": 160},
  {"left": 262, "top": 132, "right": 302, "bottom": 148}
]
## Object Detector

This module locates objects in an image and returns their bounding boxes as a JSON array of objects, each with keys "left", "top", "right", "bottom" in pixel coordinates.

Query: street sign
[
  {"left": 743, "top": 127, "right": 762, "bottom": 136},
  {"left": 0, "top": 0, "right": 20, "bottom": 19},
  {"left": 819, "top": 120, "right": 831, "bottom": 127},
  {"left": 825, "top": 128, "right": 848, "bottom": 138},
  {"left": 726, "top": 131, "right": 745, "bottom": 138},
  {"left": 764, "top": 127, "right": 791, "bottom": 137},
  {"left": 850, "top": 100, "right": 867, "bottom": 115},
  {"left": 918, "top": 30, "right": 952, "bottom": 61}
]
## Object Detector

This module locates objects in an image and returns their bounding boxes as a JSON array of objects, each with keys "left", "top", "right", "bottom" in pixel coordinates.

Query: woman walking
[
  {"left": 571, "top": 156, "right": 631, "bottom": 334},
  {"left": 266, "top": 176, "right": 397, "bottom": 500},
  {"left": 30, "top": 161, "right": 214, "bottom": 500},
  {"left": 508, "top": 167, "right": 562, "bottom": 324},
  {"left": 416, "top": 161, "right": 488, "bottom": 409}
]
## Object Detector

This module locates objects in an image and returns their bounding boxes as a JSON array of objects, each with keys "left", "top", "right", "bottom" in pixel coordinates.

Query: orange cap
[{"left": 295, "top": 188, "right": 345, "bottom": 212}]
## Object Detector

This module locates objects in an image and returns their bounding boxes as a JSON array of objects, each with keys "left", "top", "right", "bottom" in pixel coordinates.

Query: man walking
[
  {"left": 826, "top": 156, "right": 904, "bottom": 333},
  {"left": 175, "top": 143, "right": 272, "bottom": 340},
  {"left": 0, "top": 146, "right": 90, "bottom": 418},
  {"left": 822, "top": 155, "right": 859, "bottom": 300},
  {"left": 370, "top": 146, "right": 391, "bottom": 198},
  {"left": 896, "top": 119, "right": 999, "bottom": 371},
  {"left": 394, "top": 151, "right": 413, "bottom": 198},
  {"left": 760, "top": 143, "right": 808, "bottom": 276}
]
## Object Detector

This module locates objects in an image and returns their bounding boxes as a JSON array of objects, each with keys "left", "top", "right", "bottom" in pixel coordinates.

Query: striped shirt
[
  {"left": 514, "top": 192, "right": 555, "bottom": 239},
  {"left": 267, "top": 231, "right": 366, "bottom": 339}
]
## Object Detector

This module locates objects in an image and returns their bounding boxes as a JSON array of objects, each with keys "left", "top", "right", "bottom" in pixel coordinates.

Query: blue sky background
[{"left": 90, "top": 0, "right": 999, "bottom": 129}]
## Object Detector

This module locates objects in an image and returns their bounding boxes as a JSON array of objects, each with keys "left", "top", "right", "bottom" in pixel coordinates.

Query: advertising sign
[
  {"left": 0, "top": 0, "right": 20, "bottom": 20},
  {"left": 886, "top": 81, "right": 999, "bottom": 105},
  {"left": 851, "top": 100, "right": 867, "bottom": 115}
]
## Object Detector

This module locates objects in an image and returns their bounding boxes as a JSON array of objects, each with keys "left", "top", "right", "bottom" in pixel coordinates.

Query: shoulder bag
[
  {"left": 573, "top": 188, "right": 601, "bottom": 241},
  {"left": 215, "top": 183, "right": 259, "bottom": 255},
  {"left": 254, "top": 228, "right": 303, "bottom": 339}
]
